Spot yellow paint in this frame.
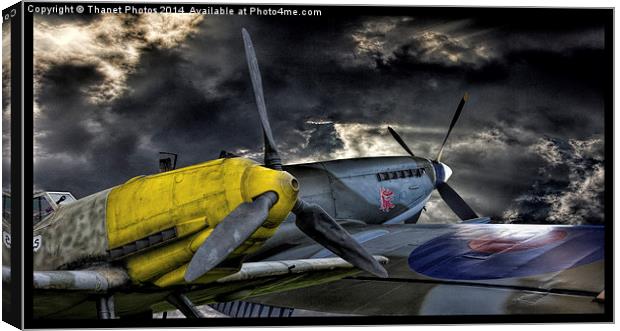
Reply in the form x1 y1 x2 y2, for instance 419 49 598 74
108 157 299 284
126 227 213 282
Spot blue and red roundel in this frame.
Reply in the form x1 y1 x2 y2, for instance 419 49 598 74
408 225 604 280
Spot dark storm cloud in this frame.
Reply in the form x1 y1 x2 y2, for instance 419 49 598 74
33 61 147 191
303 122 345 159
503 136 604 225
31 9 607 225
36 64 103 154
353 16 605 87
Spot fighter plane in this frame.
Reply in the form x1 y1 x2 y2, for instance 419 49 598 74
202 89 605 317
3 28 606 320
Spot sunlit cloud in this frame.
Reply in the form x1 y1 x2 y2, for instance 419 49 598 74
33 14 204 105
351 17 496 69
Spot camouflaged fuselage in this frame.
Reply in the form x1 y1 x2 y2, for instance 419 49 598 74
33 189 111 270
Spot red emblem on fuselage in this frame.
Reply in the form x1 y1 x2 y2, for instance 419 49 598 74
379 187 395 212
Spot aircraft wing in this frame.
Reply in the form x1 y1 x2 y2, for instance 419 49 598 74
9 256 386 318
243 222 605 316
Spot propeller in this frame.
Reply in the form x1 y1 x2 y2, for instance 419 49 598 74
242 28 282 170
388 126 415 157
292 200 388 278
387 93 478 221
185 192 278 282
436 183 478 220
436 92 468 163
184 29 388 282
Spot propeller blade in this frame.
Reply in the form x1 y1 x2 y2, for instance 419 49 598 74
436 182 478 221
242 28 282 170
387 126 415 157
184 192 278 282
292 200 388 278
404 210 422 224
436 92 469 162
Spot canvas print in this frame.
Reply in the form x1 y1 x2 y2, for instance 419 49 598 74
2 10 15 325
1 2 611 325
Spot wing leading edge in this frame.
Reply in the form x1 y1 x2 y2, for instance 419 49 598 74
20 256 387 318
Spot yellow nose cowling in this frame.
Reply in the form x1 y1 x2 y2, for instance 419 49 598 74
113 158 299 286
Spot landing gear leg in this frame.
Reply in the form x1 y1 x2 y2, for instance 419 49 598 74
166 293 203 319
96 295 116 319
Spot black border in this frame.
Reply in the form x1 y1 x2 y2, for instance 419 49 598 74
17 3 614 328
2 1 23 329
23 1 33 328
602 3 614 323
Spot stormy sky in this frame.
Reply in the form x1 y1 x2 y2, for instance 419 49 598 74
15 7 609 224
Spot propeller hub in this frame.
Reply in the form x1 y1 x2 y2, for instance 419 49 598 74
290 177 300 191
433 161 453 185
242 164 300 222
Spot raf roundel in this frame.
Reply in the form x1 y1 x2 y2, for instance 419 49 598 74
408 225 604 280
